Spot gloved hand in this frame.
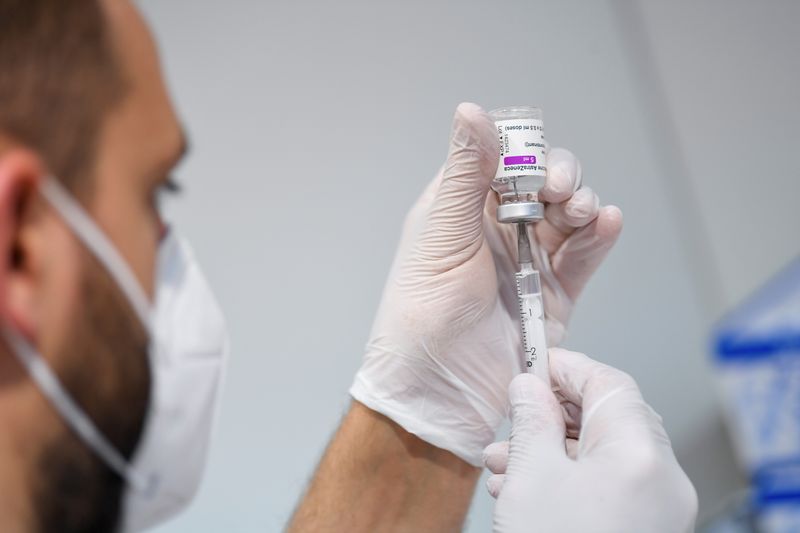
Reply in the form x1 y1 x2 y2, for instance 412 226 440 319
350 103 623 465
483 348 698 533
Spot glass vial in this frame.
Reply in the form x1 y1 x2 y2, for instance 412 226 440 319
489 106 547 205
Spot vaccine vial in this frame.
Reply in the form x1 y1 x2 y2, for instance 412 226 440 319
489 106 547 223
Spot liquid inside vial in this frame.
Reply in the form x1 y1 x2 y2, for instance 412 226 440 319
489 106 547 204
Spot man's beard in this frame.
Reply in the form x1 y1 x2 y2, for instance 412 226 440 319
32 249 152 533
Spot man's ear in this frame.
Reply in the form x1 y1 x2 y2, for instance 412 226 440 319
0 148 45 339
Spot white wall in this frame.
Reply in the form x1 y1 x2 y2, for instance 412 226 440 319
136 1 800 530
637 1 800 310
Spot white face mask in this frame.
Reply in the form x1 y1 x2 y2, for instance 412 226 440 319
122 230 229 531
2 177 228 530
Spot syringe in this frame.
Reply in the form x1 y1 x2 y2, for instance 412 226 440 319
515 222 549 382
487 105 551 381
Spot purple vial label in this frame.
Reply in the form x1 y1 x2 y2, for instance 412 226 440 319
504 155 537 165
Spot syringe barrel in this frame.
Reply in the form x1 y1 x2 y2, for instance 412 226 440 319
516 268 542 295
516 269 550 383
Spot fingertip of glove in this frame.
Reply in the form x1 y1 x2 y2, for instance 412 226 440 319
508 373 549 405
482 440 509 468
563 187 598 220
482 440 508 466
546 347 585 381
454 101 484 120
450 102 500 175
452 102 491 137
546 320 567 348
481 444 493 465
597 205 624 238
542 147 579 202
486 474 505 499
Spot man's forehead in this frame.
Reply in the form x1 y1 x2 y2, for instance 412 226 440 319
98 0 184 180
101 0 153 62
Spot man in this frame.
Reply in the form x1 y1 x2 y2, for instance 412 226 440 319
0 1 219 531
0 1 697 532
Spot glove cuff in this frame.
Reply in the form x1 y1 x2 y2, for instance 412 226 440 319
349 360 503 467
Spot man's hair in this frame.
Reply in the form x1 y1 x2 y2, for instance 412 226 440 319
0 0 127 187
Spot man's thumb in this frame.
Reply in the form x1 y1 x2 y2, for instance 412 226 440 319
416 103 499 261
507 374 566 467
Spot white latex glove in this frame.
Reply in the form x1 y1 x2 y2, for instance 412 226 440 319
483 348 698 533
350 103 623 465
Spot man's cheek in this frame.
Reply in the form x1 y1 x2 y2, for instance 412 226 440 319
91 183 160 299
39 216 85 359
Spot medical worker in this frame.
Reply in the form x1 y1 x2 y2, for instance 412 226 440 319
0 1 697 532
288 101 697 532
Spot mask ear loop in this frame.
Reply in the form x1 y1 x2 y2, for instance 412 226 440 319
0 177 159 495
39 178 153 336
2 325 156 494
